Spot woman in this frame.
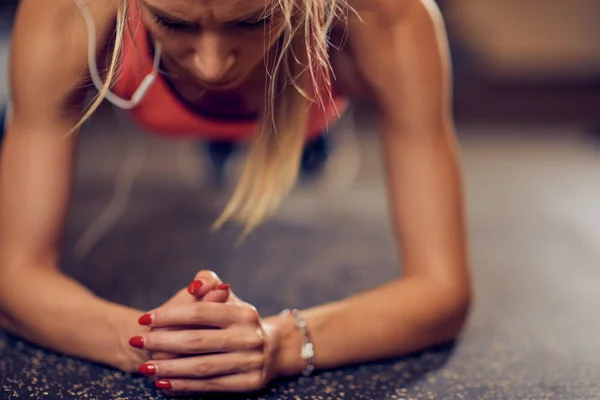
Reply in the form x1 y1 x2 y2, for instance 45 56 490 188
0 0 472 395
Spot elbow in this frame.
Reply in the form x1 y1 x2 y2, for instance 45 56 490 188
0 279 22 336
0 279 20 335
448 288 472 338
436 281 472 342
409 272 473 345
0 309 21 336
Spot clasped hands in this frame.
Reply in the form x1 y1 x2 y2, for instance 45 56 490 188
129 271 281 396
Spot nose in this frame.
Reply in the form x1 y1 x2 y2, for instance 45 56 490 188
193 30 235 83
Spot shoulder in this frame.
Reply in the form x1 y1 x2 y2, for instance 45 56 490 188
332 0 450 124
13 0 118 43
332 0 440 56
329 0 424 97
345 0 422 25
10 0 119 116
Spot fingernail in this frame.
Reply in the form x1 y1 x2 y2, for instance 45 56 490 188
155 380 172 390
138 313 152 326
138 363 156 375
187 280 204 295
214 283 230 291
128 336 145 349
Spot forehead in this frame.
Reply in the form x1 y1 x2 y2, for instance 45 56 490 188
144 0 273 20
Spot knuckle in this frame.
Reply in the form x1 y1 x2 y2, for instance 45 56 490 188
191 302 207 322
176 381 194 392
246 353 266 371
243 332 264 350
194 361 217 377
222 333 236 351
203 379 223 391
248 371 265 389
184 334 206 352
239 306 260 324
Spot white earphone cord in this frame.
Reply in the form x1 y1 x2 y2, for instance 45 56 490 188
73 0 154 259
75 0 161 109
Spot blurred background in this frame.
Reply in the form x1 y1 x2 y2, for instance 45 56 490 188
441 0 600 124
1 0 600 317
2 0 600 124
1 0 600 336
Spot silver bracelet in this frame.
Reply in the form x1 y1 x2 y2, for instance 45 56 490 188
280 308 315 376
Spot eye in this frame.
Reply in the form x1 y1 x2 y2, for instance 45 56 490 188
236 16 272 30
154 16 198 32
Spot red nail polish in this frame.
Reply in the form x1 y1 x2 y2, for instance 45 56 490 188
138 363 156 375
155 380 172 390
214 283 230 291
187 280 203 295
138 313 152 326
129 336 144 349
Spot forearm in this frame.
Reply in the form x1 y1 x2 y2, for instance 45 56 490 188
267 276 470 377
0 266 149 372
266 129 471 377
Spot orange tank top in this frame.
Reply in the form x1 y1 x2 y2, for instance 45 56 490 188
112 2 349 141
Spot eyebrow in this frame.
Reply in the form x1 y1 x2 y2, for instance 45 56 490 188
140 1 272 25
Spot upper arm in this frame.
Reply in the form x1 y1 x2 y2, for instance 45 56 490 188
0 0 115 271
344 0 469 288
345 0 452 132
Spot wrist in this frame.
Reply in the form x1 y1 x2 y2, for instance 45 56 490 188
104 305 151 373
264 313 306 379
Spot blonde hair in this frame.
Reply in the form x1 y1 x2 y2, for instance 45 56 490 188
76 0 349 236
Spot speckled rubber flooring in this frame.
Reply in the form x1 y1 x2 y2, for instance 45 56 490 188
2 105 600 399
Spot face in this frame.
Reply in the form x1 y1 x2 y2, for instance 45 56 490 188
138 0 285 91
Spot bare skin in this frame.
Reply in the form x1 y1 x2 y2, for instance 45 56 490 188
0 0 471 395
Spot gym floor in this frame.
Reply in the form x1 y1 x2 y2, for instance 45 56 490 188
2 4 600 399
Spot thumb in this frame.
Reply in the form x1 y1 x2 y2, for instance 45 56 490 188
201 283 231 303
186 270 224 298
